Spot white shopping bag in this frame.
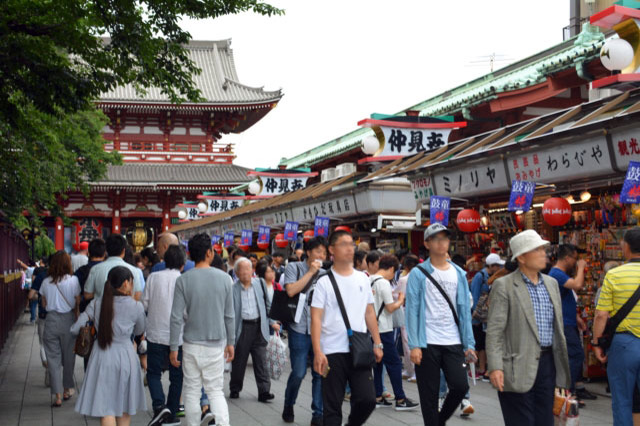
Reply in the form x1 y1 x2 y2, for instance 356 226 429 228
267 332 288 380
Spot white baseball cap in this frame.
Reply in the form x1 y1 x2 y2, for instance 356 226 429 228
424 223 451 240
509 230 550 261
485 253 505 266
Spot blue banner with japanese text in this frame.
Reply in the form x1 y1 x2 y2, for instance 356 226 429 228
429 196 450 226
314 216 330 237
621 161 640 203
284 221 299 241
508 180 536 212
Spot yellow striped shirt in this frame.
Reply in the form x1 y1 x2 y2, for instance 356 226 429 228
596 262 640 337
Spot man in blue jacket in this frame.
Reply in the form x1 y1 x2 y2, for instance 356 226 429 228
405 223 475 426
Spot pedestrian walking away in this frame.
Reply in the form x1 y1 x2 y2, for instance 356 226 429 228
39 250 81 407
405 223 476 426
72 266 147 425
311 230 384 426
486 230 571 426
593 227 640 426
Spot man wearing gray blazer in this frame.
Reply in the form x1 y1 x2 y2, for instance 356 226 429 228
229 257 275 403
486 230 571 426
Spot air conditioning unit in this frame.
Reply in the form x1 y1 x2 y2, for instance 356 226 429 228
335 162 356 178
321 167 337 182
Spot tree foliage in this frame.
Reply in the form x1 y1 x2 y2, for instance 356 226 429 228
0 0 283 222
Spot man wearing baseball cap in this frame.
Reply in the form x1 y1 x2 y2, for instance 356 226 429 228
470 253 505 381
405 223 475 425
486 230 570 426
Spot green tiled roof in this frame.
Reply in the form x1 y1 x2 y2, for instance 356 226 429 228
279 24 605 169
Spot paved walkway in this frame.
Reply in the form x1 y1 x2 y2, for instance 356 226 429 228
0 313 615 425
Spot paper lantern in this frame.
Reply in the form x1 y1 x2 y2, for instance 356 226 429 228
514 212 525 229
303 229 315 242
362 136 380 155
600 38 634 71
248 180 261 195
335 225 352 233
456 209 481 233
257 241 270 250
197 201 208 213
542 197 572 226
275 233 288 248
178 209 187 219
239 244 250 252
213 244 222 254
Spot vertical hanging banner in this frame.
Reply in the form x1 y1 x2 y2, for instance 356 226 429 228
429 196 451 226
621 161 640 203
508 180 536 212
240 229 253 247
284 221 299 241
247 169 318 197
314 216 330 237
357 115 466 160
258 226 271 245
211 235 221 245
224 232 235 247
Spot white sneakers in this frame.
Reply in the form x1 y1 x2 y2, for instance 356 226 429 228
460 399 474 417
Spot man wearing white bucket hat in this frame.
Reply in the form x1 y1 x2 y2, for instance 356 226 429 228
486 229 570 426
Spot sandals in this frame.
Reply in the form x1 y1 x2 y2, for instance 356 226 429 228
63 389 75 400
52 398 62 407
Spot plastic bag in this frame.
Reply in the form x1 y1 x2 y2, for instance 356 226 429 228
554 388 579 426
267 332 287 380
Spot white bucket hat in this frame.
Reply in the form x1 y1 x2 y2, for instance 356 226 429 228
509 230 550 261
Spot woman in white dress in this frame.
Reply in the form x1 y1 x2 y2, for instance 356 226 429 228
72 266 146 426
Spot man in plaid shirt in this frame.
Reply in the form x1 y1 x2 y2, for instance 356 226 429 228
486 230 570 426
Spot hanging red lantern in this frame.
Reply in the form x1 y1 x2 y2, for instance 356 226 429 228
303 230 315 242
456 209 481 233
334 225 351 233
257 241 270 250
213 244 222 255
542 197 572 226
514 212 525 230
239 244 250 252
275 233 288 248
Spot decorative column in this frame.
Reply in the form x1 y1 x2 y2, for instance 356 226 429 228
54 217 64 250
161 191 172 232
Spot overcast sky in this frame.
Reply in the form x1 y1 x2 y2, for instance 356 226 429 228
182 0 569 169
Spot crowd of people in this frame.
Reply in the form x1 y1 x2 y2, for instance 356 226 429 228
16 224 640 426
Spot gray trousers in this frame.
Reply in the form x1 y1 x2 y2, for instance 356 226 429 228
43 311 76 395
229 321 270 394
37 317 47 365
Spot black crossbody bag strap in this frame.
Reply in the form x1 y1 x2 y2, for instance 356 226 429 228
610 284 640 329
416 265 460 327
370 277 386 320
327 271 352 333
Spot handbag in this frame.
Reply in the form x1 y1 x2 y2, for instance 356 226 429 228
74 321 96 358
327 271 375 369
269 263 318 323
416 265 460 327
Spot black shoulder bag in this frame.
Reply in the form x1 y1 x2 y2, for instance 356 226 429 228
327 271 376 369
269 264 318 323
416 265 460 327
597 275 640 353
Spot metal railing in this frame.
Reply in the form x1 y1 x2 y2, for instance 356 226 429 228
0 215 29 351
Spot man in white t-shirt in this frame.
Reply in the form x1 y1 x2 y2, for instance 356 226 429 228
370 254 419 411
405 223 476 426
311 230 383 426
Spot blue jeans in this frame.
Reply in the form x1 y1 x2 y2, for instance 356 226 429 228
564 325 584 392
29 299 38 322
608 333 640 426
147 342 183 415
374 331 406 400
284 329 322 417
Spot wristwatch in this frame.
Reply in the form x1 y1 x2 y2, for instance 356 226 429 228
373 343 384 350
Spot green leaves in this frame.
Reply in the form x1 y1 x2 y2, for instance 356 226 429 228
0 0 282 224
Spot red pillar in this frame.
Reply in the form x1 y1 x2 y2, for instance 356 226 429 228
112 191 121 234
55 217 64 250
161 191 172 233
